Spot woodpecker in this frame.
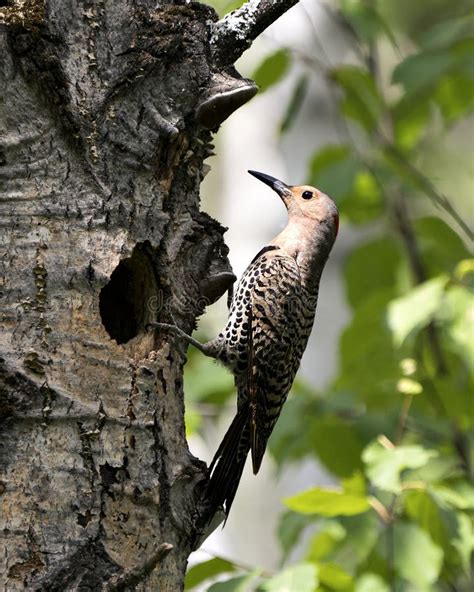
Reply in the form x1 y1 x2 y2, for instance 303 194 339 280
151 170 339 518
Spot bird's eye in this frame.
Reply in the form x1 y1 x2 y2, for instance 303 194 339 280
302 190 313 200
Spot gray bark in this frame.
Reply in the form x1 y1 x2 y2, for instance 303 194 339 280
0 0 298 589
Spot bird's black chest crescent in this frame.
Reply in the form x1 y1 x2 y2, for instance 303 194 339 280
249 244 280 265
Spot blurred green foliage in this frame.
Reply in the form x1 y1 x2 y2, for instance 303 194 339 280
188 0 474 590
205 0 246 17
253 49 291 91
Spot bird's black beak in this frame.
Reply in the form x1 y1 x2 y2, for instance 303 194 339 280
248 170 290 199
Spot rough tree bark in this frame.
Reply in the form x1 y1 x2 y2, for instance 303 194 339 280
0 0 299 590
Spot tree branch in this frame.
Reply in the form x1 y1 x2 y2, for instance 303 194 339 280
211 0 300 67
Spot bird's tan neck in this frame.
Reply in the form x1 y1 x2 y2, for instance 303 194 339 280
270 224 303 258
270 218 333 289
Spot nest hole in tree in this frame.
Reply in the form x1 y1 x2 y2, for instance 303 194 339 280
99 242 161 345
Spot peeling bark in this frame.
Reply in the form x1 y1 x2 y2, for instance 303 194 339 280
0 0 299 589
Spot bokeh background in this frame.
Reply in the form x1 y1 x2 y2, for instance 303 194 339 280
184 1 473 590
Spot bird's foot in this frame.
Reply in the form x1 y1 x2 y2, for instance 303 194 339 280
147 322 212 356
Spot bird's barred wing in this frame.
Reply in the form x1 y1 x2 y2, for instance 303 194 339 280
244 252 305 474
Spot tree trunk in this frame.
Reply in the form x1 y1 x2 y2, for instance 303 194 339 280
0 0 298 589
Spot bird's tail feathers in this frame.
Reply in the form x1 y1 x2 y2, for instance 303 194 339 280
206 407 249 519
250 420 266 475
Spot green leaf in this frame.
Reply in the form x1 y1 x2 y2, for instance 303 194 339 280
357 546 389 587
391 98 431 152
433 375 474 427
310 417 364 477
341 169 383 224
309 145 358 201
362 441 438 493
185 558 236 590
406 454 461 484
336 513 380 568
284 487 370 517
434 72 474 123
336 291 401 403
417 15 474 50
331 65 385 132
387 275 448 347
393 521 443 588
269 390 321 467
355 573 390 592
277 510 312 561
439 285 474 370
340 0 379 43
280 75 309 134
455 258 474 284
452 512 474 573
392 38 474 121
340 0 396 45
308 146 383 223
253 49 290 92
404 490 447 548
306 520 347 562
342 471 367 496
414 217 470 277
207 571 260 592
260 563 318 592
393 50 456 95
431 482 474 510
344 238 402 309
318 562 353 591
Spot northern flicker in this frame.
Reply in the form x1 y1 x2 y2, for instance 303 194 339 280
151 170 339 518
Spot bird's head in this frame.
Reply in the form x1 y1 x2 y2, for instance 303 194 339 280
248 170 339 240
